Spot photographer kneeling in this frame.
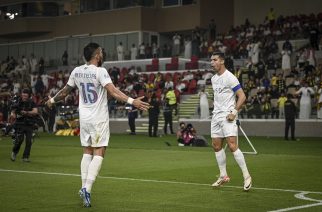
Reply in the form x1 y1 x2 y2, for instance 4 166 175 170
10 89 38 162
177 123 196 146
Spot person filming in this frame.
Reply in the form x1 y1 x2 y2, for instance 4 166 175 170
10 88 38 162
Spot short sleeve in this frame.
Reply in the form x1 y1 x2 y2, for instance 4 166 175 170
67 68 76 88
98 67 112 87
228 73 242 92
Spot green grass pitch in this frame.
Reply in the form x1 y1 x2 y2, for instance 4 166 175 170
1 133 322 211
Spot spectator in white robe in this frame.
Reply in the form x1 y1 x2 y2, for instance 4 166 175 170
184 38 192 59
117 42 125 61
130 44 138 60
41 74 54 90
295 82 315 119
29 54 38 73
281 50 291 78
251 41 260 65
306 48 316 67
198 87 210 119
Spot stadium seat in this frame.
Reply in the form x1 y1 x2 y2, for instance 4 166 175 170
187 79 197 94
185 56 199 69
174 89 181 103
166 57 179 70
165 72 172 81
146 58 159 72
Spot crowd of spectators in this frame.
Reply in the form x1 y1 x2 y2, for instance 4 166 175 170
176 11 322 60
1 12 322 132
112 11 320 62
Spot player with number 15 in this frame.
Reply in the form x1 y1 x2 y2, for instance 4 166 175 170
46 43 150 207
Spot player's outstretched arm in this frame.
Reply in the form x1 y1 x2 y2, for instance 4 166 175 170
104 83 150 111
46 84 74 108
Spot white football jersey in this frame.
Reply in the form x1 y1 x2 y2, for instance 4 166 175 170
211 69 241 115
67 64 112 123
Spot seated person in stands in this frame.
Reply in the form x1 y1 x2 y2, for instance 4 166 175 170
182 71 194 81
176 79 187 93
202 70 214 84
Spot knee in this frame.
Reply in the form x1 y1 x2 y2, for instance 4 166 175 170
212 141 222 152
228 143 238 152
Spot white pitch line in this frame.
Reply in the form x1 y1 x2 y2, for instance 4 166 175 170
1 168 322 195
1 168 322 211
268 202 322 212
268 192 322 212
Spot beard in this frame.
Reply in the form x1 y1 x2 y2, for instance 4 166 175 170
97 58 103 67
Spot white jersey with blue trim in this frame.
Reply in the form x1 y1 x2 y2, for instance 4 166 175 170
67 64 112 122
211 69 241 115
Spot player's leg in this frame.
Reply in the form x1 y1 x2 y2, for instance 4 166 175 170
212 137 226 177
84 146 105 193
80 123 93 191
79 123 94 207
224 120 252 191
81 122 109 207
81 147 93 190
211 137 231 187
80 146 105 208
226 136 252 191
211 118 229 187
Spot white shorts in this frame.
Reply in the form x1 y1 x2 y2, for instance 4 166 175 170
80 121 110 147
211 113 238 138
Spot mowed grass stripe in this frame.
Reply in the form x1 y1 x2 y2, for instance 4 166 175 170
1 134 322 211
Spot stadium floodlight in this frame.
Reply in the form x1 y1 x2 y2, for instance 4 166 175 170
224 120 258 155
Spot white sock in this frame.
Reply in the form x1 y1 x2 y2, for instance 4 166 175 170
233 149 250 179
85 155 104 193
81 154 93 188
215 149 227 177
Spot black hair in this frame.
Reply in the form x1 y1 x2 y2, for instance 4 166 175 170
22 88 31 96
83 42 100 62
212 51 225 60
179 122 185 126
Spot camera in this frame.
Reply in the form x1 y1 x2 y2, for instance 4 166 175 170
10 95 22 114
9 94 35 125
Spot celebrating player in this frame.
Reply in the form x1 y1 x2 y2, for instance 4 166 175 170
46 43 150 207
210 52 252 191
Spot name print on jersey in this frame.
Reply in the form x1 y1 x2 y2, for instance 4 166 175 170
75 73 97 79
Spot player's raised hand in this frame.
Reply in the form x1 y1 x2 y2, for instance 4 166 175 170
133 96 150 111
